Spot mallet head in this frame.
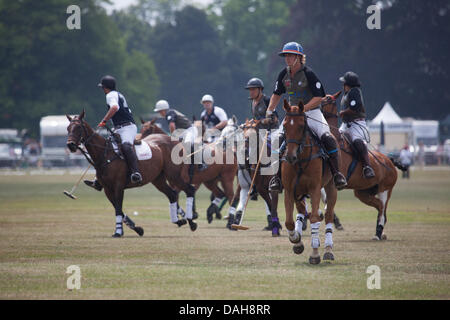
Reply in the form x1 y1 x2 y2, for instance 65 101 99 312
231 224 249 230
63 190 77 200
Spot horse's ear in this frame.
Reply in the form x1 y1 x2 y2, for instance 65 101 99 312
79 109 85 120
192 115 197 121
66 114 72 122
140 116 145 124
333 91 342 99
232 115 237 124
283 99 290 112
298 101 304 113
150 118 156 124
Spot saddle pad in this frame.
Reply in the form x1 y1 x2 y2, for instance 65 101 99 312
135 141 152 160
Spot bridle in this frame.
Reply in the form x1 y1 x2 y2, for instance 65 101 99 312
320 97 338 119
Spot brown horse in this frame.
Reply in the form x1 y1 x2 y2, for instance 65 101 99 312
138 118 238 224
321 92 403 240
233 119 282 236
66 110 197 237
282 100 338 264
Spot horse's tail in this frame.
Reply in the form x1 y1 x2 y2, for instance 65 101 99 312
389 157 407 172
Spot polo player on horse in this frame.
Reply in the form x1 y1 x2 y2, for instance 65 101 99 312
266 42 348 191
84 75 142 193
338 71 375 179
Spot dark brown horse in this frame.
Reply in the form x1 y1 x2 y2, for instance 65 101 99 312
66 110 197 237
282 100 338 264
321 92 403 241
138 119 238 224
235 119 282 236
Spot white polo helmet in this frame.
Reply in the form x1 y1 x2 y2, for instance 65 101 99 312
201 94 214 104
154 99 169 112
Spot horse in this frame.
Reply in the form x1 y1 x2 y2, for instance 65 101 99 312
66 110 197 237
320 91 403 240
282 100 339 264
138 118 238 224
228 118 282 236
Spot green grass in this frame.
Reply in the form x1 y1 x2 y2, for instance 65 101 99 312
0 169 449 299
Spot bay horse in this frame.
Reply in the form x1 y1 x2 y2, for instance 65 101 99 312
138 118 238 224
282 100 338 264
66 110 197 237
320 91 403 241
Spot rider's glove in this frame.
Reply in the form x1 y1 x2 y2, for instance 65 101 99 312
97 120 106 128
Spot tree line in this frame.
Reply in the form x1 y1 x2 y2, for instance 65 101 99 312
0 0 448 136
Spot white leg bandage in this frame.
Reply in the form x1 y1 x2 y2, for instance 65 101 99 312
295 213 305 236
186 197 194 220
311 221 321 249
169 202 178 223
325 223 333 248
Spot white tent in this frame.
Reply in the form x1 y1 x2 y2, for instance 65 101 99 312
371 102 403 124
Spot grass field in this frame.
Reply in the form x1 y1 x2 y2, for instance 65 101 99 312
0 168 449 299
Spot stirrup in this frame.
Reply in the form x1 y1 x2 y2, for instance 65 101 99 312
363 166 375 178
131 172 142 183
84 179 102 191
268 176 282 193
333 173 347 190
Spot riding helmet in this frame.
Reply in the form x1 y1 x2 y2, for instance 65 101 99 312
245 78 264 90
339 71 361 87
278 42 304 56
97 75 116 90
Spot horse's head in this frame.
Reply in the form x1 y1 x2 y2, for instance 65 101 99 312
242 118 260 141
321 91 341 119
283 99 307 164
139 118 158 139
66 109 91 153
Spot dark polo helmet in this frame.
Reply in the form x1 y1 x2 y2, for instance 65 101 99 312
245 77 264 90
339 71 361 87
97 75 116 90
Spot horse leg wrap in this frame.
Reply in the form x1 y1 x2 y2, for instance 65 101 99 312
311 222 321 248
115 214 123 235
325 223 333 248
186 197 194 220
295 213 305 236
169 202 178 223
123 214 136 229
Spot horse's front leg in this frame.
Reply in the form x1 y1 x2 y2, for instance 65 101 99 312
269 189 282 237
322 181 337 261
309 186 322 264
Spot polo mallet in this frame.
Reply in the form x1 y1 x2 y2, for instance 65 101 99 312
63 164 92 199
232 130 269 230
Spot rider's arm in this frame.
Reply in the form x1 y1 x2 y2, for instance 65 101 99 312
339 108 357 118
169 122 176 133
267 69 287 116
102 105 119 123
339 88 361 118
214 107 228 130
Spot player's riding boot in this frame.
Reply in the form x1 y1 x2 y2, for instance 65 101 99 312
84 179 103 191
263 215 273 231
122 142 142 183
250 185 258 201
234 211 242 225
353 139 375 179
321 133 347 190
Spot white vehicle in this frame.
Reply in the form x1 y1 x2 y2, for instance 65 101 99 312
0 129 22 167
40 115 85 167
410 120 439 164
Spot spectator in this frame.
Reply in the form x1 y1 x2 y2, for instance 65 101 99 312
399 145 413 179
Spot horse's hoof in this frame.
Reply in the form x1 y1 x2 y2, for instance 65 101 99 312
134 226 144 236
215 212 222 220
288 231 301 244
323 252 334 261
372 235 380 241
192 212 198 220
336 225 344 231
272 228 280 237
206 205 216 224
381 234 387 240
112 233 123 238
175 219 187 228
292 242 304 255
188 220 197 232
319 212 324 221
309 255 321 265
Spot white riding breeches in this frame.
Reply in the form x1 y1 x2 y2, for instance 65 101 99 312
305 108 330 139
115 124 137 144
339 120 369 142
